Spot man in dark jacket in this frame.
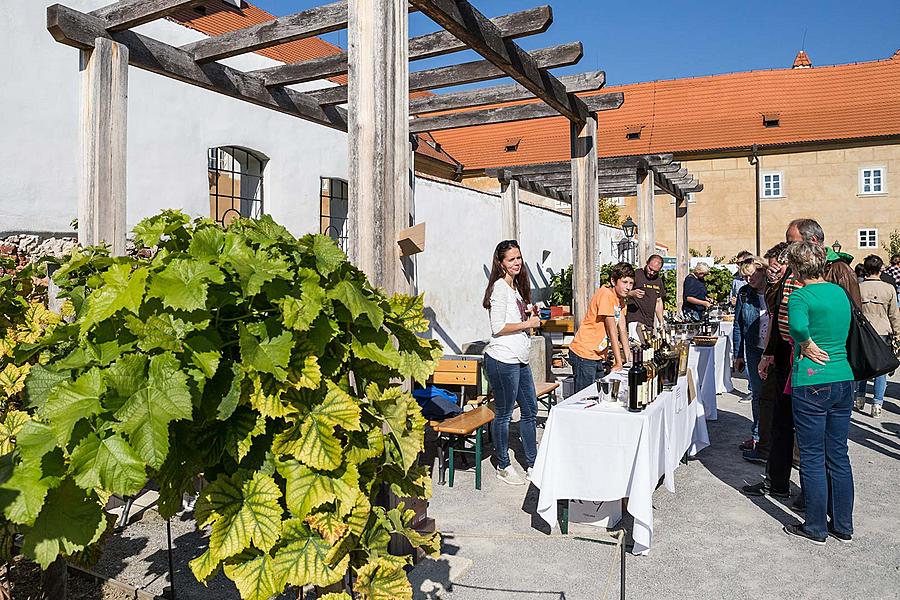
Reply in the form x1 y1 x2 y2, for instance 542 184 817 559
742 219 860 507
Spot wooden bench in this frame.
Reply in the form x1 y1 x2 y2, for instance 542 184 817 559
536 380 560 414
430 405 495 490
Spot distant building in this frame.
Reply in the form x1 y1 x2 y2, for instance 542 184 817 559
431 50 900 260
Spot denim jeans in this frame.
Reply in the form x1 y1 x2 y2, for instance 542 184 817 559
857 375 888 406
568 350 608 395
484 354 538 470
745 346 764 440
792 381 855 539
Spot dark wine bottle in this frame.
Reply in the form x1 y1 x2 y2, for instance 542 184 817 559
628 348 643 412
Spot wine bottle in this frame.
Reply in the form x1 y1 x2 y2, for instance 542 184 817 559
645 348 656 404
628 348 643 412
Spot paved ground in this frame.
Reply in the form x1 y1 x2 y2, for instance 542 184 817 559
421 374 900 600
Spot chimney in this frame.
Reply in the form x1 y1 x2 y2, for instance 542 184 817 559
792 50 812 69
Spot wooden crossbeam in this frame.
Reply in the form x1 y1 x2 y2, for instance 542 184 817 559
598 154 674 169
409 93 622 133
309 43 583 106
410 71 604 115
409 0 589 122
47 4 348 130
90 0 202 31
252 6 552 86
183 1 348 63
487 162 569 178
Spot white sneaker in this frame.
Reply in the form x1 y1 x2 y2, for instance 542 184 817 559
854 395 866 411
871 404 882 418
496 466 526 486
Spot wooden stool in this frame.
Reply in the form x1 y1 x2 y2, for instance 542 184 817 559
431 406 495 490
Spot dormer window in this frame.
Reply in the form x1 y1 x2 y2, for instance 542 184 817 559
504 137 521 153
625 125 644 140
762 113 780 128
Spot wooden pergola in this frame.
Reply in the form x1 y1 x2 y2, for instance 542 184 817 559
47 0 624 321
488 154 703 309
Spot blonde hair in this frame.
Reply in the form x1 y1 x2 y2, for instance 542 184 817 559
739 257 766 277
693 262 711 275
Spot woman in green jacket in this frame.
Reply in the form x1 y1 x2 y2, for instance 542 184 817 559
784 241 854 545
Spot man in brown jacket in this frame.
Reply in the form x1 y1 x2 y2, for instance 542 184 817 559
742 219 861 508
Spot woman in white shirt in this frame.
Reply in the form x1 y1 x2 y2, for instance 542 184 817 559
482 240 541 485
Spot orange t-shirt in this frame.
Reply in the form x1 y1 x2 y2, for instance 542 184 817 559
569 286 627 360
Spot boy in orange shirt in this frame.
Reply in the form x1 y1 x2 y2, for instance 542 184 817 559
568 263 635 393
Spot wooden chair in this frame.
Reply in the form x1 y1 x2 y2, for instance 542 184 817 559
427 358 486 406
430 406 494 490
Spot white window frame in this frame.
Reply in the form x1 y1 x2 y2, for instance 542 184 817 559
607 196 625 206
858 228 878 249
859 166 886 195
760 171 784 199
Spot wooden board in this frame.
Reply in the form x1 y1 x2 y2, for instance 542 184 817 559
397 222 426 257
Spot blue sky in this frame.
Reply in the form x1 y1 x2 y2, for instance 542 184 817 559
249 0 900 85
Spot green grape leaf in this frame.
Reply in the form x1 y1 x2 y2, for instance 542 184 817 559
224 240 292 297
185 335 221 379
371 385 425 471
114 353 192 469
236 415 267 462
0 461 51 525
280 270 326 332
103 353 148 406
40 368 105 448
345 427 386 465
305 512 348 544
381 505 441 556
124 313 203 353
69 433 146 497
217 364 244 421
21 479 106 569
311 235 346 277
289 355 322 390
355 557 413 600
328 281 384 329
396 348 441 386
23 365 69 411
224 553 281 600
189 548 220 583
147 258 225 311
319 594 352 600
248 374 295 419
80 264 149 334
316 383 362 431
388 294 431 333
273 519 349 589
188 226 226 261
276 460 359 520
196 472 282 563
346 491 371 536
14 421 57 462
239 324 292 381
133 210 190 248
294 418 342 471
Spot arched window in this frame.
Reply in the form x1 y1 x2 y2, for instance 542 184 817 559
208 146 266 225
320 177 349 252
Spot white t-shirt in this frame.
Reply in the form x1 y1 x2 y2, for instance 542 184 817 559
485 279 531 364
756 293 770 350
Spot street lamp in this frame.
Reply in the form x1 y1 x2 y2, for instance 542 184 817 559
622 216 637 240
832 240 842 254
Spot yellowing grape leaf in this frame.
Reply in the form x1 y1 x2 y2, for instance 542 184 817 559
276 459 359 520
273 519 348 589
0 363 31 398
355 557 413 600
305 512 347 544
224 553 281 600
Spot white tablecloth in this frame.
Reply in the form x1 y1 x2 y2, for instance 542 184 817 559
687 346 718 421
532 378 709 555
717 322 735 394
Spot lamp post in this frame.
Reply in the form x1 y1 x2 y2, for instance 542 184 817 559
748 144 761 255
832 240 842 254
621 216 637 263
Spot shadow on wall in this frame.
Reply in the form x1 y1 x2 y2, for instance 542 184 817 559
424 306 462 355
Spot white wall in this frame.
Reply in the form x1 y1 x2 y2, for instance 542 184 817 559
0 0 347 236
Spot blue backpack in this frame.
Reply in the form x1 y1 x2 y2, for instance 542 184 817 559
412 386 463 421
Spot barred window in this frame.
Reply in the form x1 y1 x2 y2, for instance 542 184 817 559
208 146 265 226
320 177 349 253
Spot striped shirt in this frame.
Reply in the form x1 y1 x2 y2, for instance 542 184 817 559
777 275 802 341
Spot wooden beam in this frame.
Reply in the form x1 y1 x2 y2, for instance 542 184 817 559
79 37 127 256
348 0 409 293
47 4 348 130
253 6 553 86
637 170 655 263
409 71 604 115
570 115 598 327
310 43 584 106
183 1 348 63
675 198 689 315
599 154 674 169
90 0 201 31
408 93 622 133
488 162 570 178
500 179 520 240
409 0 589 122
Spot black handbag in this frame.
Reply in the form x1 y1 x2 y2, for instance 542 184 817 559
844 289 899 380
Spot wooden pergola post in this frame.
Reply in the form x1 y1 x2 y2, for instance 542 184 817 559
637 168 655 263
500 178 520 241
675 197 689 313
79 37 128 256
347 0 409 293
570 115 598 327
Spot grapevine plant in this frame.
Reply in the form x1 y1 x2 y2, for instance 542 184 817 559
0 211 442 600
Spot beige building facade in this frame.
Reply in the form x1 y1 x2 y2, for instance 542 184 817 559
615 141 900 261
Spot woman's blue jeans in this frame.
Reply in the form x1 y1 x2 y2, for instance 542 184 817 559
745 346 764 440
792 381 855 539
484 354 538 470
856 375 887 406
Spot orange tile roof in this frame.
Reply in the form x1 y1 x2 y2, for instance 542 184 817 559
792 50 813 68
429 53 900 170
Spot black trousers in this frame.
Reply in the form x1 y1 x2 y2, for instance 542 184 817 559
765 339 795 493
